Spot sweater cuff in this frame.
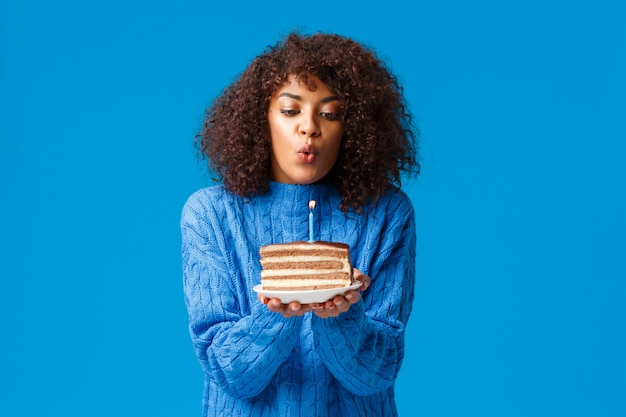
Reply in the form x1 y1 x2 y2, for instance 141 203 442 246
250 301 304 339
313 300 367 352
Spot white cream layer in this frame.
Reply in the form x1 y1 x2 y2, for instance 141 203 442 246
261 279 352 288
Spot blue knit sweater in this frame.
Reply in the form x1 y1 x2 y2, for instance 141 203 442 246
181 181 416 416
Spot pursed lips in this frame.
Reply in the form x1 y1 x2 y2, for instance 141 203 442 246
297 145 318 163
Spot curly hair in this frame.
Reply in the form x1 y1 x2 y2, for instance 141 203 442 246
196 32 420 213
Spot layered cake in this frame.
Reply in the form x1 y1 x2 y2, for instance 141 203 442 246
260 241 354 291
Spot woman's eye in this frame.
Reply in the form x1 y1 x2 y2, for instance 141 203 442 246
321 112 341 120
280 109 300 116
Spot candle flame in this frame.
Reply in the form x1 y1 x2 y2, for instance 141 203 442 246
309 200 316 210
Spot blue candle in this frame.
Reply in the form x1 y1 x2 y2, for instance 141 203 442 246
308 200 316 242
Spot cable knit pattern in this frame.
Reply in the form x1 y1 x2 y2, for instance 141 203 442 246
181 181 416 417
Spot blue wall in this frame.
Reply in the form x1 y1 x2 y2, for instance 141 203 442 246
1 1 624 415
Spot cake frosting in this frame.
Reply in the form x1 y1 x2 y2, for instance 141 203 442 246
260 241 354 291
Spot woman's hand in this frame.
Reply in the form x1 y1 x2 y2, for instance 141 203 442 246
258 296 313 318
257 268 371 319
310 268 370 318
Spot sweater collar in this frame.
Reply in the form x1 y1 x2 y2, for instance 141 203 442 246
267 181 333 199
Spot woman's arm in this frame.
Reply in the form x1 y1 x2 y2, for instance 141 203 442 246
181 193 302 399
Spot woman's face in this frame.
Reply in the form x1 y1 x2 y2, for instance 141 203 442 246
267 74 344 185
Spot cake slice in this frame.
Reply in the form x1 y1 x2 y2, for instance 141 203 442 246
260 241 354 291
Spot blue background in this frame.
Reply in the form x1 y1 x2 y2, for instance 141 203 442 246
1 1 625 416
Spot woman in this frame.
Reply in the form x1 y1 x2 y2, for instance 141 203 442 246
181 32 420 416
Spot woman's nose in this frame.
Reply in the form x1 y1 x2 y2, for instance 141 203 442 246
299 113 320 137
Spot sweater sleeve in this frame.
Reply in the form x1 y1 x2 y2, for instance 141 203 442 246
181 192 302 399
311 194 416 395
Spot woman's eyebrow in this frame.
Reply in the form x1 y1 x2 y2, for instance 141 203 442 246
277 92 301 100
277 92 340 103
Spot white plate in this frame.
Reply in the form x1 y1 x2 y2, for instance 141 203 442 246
253 281 362 304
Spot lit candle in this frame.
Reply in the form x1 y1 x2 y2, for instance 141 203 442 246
308 200 316 242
